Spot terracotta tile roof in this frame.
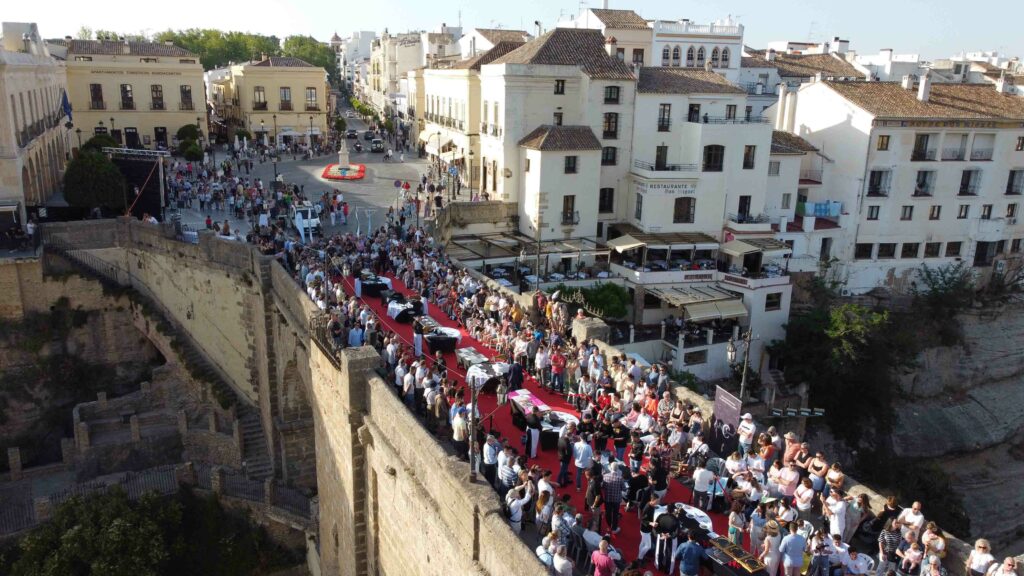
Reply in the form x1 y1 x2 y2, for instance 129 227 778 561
771 131 818 154
475 28 530 44
741 55 772 68
823 81 1024 120
427 33 455 44
742 50 863 79
490 28 635 80
638 67 744 94
518 125 602 151
251 56 317 68
65 39 197 58
589 8 650 30
452 41 526 70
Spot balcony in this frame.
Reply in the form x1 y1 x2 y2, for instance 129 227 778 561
1007 183 1023 196
149 101 165 111
609 262 718 285
721 272 791 289
726 212 773 233
686 115 769 124
942 148 965 161
490 125 501 137
741 82 769 95
279 102 293 111
603 130 618 139
970 148 994 161
560 211 580 226
657 121 671 132
799 170 822 184
911 148 937 161
633 159 698 172
89 100 106 110
253 102 268 111
480 122 488 133
958 184 980 196
306 104 321 111
912 187 933 197
120 100 135 110
866 185 890 197
179 101 194 111
604 96 620 104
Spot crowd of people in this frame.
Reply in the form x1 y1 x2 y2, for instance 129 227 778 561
217 159 1017 576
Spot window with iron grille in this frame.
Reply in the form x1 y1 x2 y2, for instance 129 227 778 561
673 197 695 223
657 104 671 131
601 147 617 166
599 188 614 213
564 156 577 174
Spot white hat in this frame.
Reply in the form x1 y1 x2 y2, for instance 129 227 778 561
742 413 753 420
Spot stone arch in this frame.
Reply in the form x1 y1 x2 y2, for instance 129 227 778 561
721 47 731 68
696 47 705 67
686 46 695 67
661 46 670 66
711 47 720 68
672 46 681 66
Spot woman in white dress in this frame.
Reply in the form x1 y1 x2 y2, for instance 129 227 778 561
749 503 768 557
759 520 783 576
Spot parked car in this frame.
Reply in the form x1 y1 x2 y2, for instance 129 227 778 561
370 139 385 152
346 129 358 139
363 130 374 141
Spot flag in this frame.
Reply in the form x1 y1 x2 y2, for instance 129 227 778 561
61 90 73 122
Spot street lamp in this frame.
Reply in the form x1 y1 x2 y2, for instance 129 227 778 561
272 114 278 151
467 148 475 201
727 328 758 401
272 156 278 179
433 131 441 179
110 117 116 143
75 128 82 150
309 115 314 149
260 119 265 147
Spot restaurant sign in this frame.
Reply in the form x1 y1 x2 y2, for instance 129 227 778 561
635 181 697 195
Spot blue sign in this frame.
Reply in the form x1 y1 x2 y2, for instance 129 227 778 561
393 180 402 188
448 166 457 176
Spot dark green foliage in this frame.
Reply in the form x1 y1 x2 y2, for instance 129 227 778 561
912 263 975 344
182 141 204 162
81 134 118 152
282 35 340 86
333 117 346 132
152 29 282 71
176 124 199 142
63 150 127 210
233 128 252 141
553 282 630 319
2 487 302 576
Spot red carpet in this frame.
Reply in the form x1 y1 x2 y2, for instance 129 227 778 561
338 273 741 573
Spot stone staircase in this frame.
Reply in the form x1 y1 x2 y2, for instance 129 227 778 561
238 404 273 480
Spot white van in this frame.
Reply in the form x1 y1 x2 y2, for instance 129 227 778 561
290 201 322 241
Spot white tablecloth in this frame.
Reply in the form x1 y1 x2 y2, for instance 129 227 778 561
544 411 578 434
466 362 510 390
434 326 462 343
354 276 392 297
387 301 413 319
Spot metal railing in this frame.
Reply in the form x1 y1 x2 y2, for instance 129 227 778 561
278 102 293 111
686 115 769 124
560 210 580 225
800 170 823 182
911 148 937 161
310 313 341 368
912 187 933 197
958 183 980 196
305 105 321 111
253 102 268 111
603 130 618 139
1006 182 1023 195
942 148 965 161
490 125 501 137
867 184 890 196
89 100 106 110
657 121 671 132
120 100 136 110
179 101 194 111
633 159 698 172
970 148 993 161
150 101 165 110
728 212 770 224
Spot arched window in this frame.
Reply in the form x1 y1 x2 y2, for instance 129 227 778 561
662 46 670 66
672 46 681 66
686 47 695 67
721 47 731 68
711 47 720 68
696 47 705 67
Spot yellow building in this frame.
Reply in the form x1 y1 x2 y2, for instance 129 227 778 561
0 22 69 224
61 39 204 150
208 56 329 148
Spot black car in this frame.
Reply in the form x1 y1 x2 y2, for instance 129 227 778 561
363 130 374 141
346 129 358 139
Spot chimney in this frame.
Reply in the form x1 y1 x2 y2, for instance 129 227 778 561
880 48 893 61
779 216 788 233
470 36 476 56
901 74 914 90
605 36 617 58
775 83 789 129
995 71 1010 94
814 71 825 83
917 70 931 102
766 48 776 62
602 0 609 8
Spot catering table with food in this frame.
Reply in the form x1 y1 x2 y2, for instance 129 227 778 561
416 316 462 353
455 347 489 369
354 272 392 297
539 410 579 449
466 362 510 392
387 298 426 322
508 389 552 429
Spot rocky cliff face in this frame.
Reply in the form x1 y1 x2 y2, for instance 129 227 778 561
892 302 1024 556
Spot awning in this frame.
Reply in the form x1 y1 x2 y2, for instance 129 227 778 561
715 299 749 320
695 242 719 250
606 234 644 252
418 131 433 142
721 240 759 257
684 302 721 322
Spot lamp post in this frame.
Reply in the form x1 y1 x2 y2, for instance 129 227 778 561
272 156 278 179
433 131 441 179
469 384 479 482
309 115 314 150
467 148 475 201
727 328 757 401
272 114 278 152
260 119 265 148
110 117 116 144
75 128 82 150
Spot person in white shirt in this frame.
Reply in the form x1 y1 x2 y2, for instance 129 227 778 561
692 463 716 510
896 502 925 537
572 435 594 491
843 547 871 575
551 545 574 576
506 482 534 533
738 413 757 454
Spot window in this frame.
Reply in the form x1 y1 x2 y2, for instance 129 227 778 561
929 205 941 220
604 86 620 104
602 112 619 139
1008 203 1018 218
711 47 721 67
867 205 880 220
782 193 792 209
876 135 890 151
900 205 914 221
599 188 614 213
150 84 164 110
696 47 705 66
601 146 617 166
280 86 292 103
179 85 193 110
901 243 920 258
657 104 671 131
615 47 625 61
958 204 970 219
673 197 696 223
305 87 318 110
554 79 565 94
768 161 781 176
564 156 577 174
662 46 671 66
959 169 981 195
253 86 266 110
914 171 935 196
868 169 891 195
878 243 897 258
702 145 724 172
765 292 782 311
855 244 873 259
553 112 563 126
981 204 993 219
1006 170 1023 195
1013 239 1022 253
743 145 756 169
685 46 695 67
726 105 737 120
672 46 681 66
120 83 134 110
632 49 644 66
562 195 577 224
1017 136 1024 151
89 84 104 109
745 106 752 121
721 47 731 66
635 193 643 220
524 158 530 172
925 242 941 258
945 242 962 257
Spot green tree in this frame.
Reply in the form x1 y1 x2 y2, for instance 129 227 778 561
81 133 118 152
234 128 252 141
282 35 339 86
63 150 127 210
181 141 203 162
912 262 975 344
176 124 199 142
334 117 346 132
151 29 282 70
76 26 93 40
